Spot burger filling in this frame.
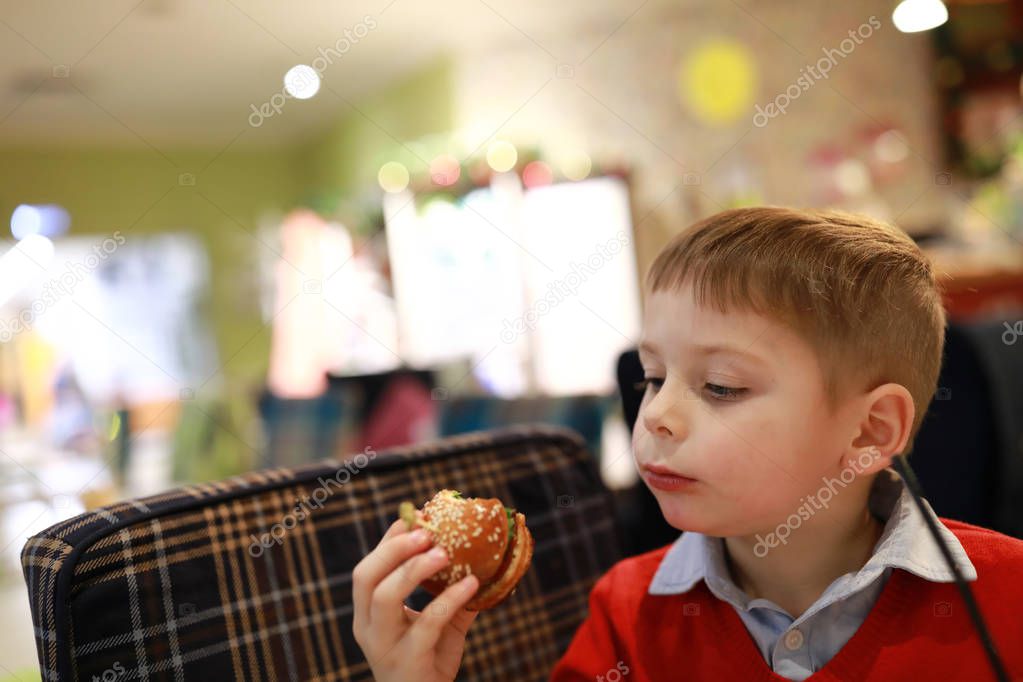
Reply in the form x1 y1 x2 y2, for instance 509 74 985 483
490 508 519 582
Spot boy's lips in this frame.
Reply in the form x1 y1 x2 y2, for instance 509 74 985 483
642 463 698 492
642 463 694 479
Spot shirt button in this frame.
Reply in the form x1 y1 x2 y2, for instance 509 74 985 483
783 629 805 651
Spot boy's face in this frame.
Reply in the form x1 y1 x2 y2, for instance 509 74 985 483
633 283 857 538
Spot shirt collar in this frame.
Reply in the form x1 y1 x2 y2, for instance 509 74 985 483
648 467 977 597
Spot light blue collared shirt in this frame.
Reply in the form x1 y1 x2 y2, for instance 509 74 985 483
647 468 977 680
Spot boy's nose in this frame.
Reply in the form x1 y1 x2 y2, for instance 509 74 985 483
642 398 688 440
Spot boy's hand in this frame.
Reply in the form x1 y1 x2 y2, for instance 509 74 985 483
352 518 481 682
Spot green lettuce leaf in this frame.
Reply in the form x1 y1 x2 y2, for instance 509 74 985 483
504 506 515 541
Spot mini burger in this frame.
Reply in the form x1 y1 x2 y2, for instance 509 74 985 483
399 489 534 611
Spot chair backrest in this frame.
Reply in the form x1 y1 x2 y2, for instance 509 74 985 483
909 321 999 529
22 424 622 682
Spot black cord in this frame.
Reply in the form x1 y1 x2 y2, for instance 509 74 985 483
890 454 1009 682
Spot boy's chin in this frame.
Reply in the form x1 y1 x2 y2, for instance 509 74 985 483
653 498 723 535
652 495 761 538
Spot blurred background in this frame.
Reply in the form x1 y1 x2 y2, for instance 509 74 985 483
3 0 1023 679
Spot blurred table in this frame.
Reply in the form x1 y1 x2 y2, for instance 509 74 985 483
924 243 1023 320
938 268 1023 321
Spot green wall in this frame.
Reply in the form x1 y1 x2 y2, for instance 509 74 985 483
0 145 304 476
0 145 303 383
0 59 455 478
300 57 455 217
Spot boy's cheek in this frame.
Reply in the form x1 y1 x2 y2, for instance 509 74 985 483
631 428 650 457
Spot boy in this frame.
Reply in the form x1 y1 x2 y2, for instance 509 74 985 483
352 207 1023 681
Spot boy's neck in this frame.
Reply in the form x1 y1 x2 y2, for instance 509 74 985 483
722 499 885 619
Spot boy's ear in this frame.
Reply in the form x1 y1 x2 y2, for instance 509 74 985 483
845 382 915 475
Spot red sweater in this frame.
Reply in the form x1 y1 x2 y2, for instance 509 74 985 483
551 519 1023 681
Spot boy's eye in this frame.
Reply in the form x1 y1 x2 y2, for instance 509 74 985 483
634 378 746 402
705 383 746 401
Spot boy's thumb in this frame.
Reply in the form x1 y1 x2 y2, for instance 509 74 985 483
449 607 480 634
403 603 479 631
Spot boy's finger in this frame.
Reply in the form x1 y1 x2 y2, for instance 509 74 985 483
353 528 433 627
399 601 479 675
382 517 409 541
370 544 450 635
407 574 480 654
435 608 480 665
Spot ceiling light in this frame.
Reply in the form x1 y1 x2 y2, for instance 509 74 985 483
892 0 948 33
284 65 320 99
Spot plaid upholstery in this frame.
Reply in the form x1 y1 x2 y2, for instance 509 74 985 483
22 424 623 681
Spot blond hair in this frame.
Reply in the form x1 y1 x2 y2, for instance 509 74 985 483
646 206 947 453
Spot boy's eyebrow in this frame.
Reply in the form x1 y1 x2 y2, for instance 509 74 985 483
638 340 768 366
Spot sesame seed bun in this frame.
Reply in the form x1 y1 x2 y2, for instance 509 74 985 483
401 489 534 611
462 511 534 611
